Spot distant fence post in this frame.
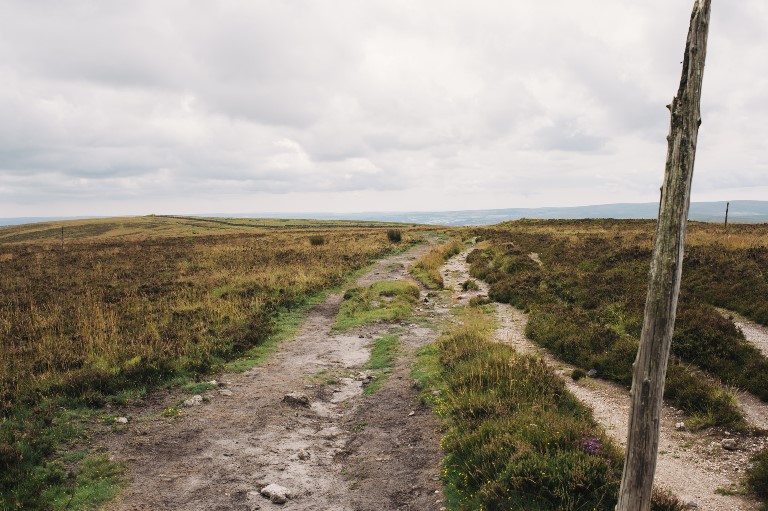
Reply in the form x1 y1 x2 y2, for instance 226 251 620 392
724 201 729 232
616 1 712 510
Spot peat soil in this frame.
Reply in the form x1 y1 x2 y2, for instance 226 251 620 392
441 245 766 511
103 244 448 511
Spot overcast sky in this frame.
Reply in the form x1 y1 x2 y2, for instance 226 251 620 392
0 1 766 217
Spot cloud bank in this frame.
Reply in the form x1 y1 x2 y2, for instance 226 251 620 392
1 0 766 216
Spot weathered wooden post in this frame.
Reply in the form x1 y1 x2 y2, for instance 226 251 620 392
616 1 712 510
724 201 730 232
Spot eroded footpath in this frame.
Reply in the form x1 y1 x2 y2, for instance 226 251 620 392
105 244 447 511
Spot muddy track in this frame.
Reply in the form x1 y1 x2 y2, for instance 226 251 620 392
441 246 766 510
104 244 447 511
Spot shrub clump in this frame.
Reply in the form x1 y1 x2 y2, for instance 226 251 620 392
386 229 402 243
571 368 587 381
308 234 326 246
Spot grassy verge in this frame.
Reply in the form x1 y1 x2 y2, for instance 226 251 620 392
409 240 463 289
362 334 400 395
226 289 335 373
335 281 420 331
468 226 759 429
413 310 683 511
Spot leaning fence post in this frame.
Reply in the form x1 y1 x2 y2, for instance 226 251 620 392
616 1 712 509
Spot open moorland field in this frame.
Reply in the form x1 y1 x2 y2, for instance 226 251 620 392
2 216 768 510
468 219 768 507
0 216 442 510
470 219 768 427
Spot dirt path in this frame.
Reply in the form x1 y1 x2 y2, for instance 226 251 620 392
104 244 447 511
722 309 768 358
441 246 765 511
717 309 768 432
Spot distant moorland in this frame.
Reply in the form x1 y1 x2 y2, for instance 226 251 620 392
2 200 767 228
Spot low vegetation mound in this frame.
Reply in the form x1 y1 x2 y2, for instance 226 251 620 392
415 311 683 511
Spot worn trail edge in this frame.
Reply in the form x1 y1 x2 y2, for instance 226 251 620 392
105 244 445 511
441 246 765 511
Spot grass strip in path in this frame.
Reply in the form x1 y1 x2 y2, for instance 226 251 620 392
335 281 420 331
361 334 400 395
409 240 463 289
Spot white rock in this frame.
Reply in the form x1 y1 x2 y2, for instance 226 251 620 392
183 395 203 407
675 422 685 430
260 483 291 504
116 417 128 424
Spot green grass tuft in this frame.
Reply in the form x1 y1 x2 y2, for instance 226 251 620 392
366 335 400 370
361 334 401 395
42 455 124 510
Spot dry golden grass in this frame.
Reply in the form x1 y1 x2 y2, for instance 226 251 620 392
490 218 768 250
409 239 463 289
0 217 437 411
0 216 452 509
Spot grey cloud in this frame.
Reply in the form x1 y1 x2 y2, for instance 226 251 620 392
0 0 766 216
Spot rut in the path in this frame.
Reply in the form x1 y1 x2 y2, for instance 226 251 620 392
440 246 766 511
104 245 445 511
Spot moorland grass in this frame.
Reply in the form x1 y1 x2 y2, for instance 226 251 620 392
413 310 684 511
468 221 768 429
0 219 433 510
335 281 420 331
409 239 463 289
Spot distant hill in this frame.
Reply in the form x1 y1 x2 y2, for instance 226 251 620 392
2 200 766 227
